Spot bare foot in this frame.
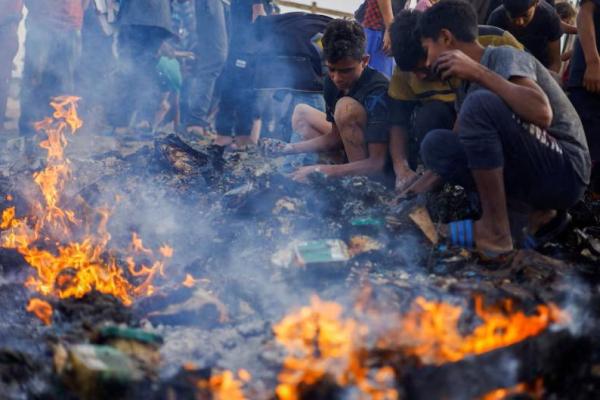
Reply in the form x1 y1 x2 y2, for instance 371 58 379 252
234 135 257 147
473 218 513 255
213 135 233 147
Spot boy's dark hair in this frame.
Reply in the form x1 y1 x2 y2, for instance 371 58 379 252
502 0 536 17
419 0 478 43
390 10 426 71
322 19 366 63
555 1 577 21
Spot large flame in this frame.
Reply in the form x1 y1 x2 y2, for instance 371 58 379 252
0 96 172 307
383 296 562 365
274 296 398 400
274 295 563 399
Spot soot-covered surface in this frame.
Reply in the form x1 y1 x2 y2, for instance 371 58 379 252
0 130 599 399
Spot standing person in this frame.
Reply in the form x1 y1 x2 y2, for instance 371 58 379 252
487 0 563 73
568 0 600 194
184 0 228 138
19 0 84 136
360 0 397 78
0 0 22 130
212 0 267 147
107 0 173 136
417 0 590 258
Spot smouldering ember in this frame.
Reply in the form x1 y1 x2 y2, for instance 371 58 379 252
196 370 251 400
26 297 53 325
0 96 172 308
479 379 544 400
274 295 565 399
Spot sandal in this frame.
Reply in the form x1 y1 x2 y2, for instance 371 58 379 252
447 219 475 249
522 210 571 250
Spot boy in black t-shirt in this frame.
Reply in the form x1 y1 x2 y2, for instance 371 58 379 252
280 19 390 182
487 0 562 72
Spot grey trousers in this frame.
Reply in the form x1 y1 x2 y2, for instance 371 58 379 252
184 0 228 128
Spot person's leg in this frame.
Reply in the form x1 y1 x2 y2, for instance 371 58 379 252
0 22 19 129
186 0 228 133
333 96 368 162
569 88 600 193
291 104 331 141
213 61 236 146
409 100 456 168
457 90 584 251
19 22 51 136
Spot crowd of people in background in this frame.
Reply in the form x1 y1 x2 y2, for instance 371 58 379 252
0 0 598 261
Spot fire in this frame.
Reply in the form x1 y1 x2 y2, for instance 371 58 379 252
387 296 561 365
274 296 398 400
480 379 544 400
26 297 53 325
182 273 197 288
274 295 563 399
197 370 248 400
0 96 173 308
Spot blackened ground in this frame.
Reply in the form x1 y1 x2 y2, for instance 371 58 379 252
0 130 599 399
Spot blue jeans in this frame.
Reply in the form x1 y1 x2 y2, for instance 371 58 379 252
421 90 585 210
184 0 228 128
364 27 394 79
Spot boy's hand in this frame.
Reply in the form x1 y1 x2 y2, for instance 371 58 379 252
583 62 600 93
395 168 419 193
290 165 325 183
433 50 484 82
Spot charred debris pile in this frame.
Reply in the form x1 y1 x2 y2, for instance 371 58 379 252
0 104 600 399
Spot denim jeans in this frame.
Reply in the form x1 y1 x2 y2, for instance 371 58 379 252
183 0 228 128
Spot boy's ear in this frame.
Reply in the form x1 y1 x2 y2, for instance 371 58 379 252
440 28 454 46
362 54 370 66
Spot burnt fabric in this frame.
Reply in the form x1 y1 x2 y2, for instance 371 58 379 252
324 67 390 143
421 90 585 210
487 0 561 68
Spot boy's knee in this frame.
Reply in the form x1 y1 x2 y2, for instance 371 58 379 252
461 90 505 118
291 104 314 132
420 129 460 173
334 96 366 130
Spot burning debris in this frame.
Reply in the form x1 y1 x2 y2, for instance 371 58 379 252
0 97 599 400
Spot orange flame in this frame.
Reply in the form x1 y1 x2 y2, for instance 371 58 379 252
274 296 398 400
0 96 173 307
385 296 562 365
182 273 197 288
26 298 53 325
480 379 544 400
274 295 563 400
197 370 248 400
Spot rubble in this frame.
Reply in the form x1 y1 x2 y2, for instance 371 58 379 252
0 124 599 399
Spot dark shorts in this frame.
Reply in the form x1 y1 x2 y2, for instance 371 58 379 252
421 90 585 210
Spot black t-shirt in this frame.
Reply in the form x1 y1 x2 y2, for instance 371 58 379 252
324 67 390 143
253 12 331 91
568 0 600 87
230 0 268 51
487 0 561 67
